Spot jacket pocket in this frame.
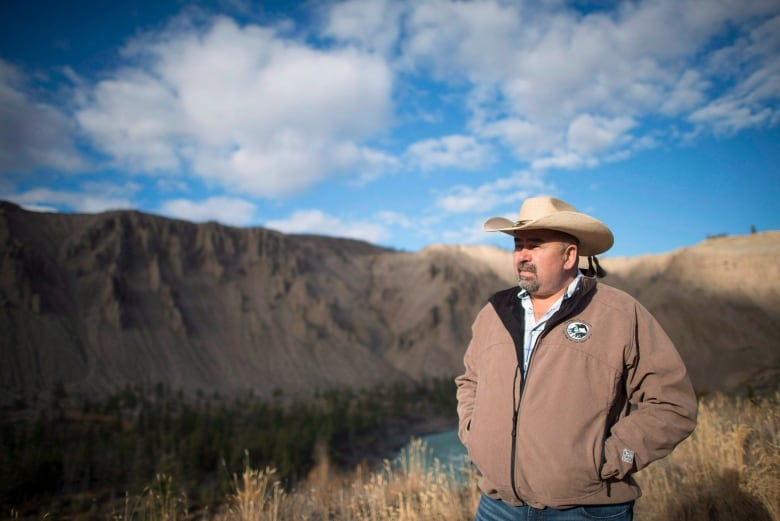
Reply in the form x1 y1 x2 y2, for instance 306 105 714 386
464 351 516 490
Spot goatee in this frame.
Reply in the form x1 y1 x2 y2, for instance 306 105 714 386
517 262 539 293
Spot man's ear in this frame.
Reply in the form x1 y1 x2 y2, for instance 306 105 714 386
563 243 579 269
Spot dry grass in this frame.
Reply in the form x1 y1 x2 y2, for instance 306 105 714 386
110 392 777 521
220 465 285 521
634 392 779 521
113 474 189 521
210 439 481 521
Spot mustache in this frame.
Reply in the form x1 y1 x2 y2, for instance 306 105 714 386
517 262 536 274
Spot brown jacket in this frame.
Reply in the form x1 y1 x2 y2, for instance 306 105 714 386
455 277 697 509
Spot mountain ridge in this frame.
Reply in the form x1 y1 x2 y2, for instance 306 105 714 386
1 202 777 403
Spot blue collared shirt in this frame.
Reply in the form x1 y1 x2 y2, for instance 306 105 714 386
517 273 582 376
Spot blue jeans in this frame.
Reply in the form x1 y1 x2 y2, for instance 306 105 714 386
475 494 634 521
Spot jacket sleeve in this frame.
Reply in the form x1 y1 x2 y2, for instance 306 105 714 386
455 309 484 446
601 302 698 480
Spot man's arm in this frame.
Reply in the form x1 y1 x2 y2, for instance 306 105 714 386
455 316 482 446
455 369 477 445
601 303 698 480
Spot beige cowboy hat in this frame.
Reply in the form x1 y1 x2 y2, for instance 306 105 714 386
483 196 614 257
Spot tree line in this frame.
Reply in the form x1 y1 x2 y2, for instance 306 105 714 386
1 377 458 518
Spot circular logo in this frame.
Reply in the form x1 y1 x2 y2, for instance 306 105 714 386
565 321 591 342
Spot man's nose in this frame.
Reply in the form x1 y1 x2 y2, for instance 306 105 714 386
514 248 531 261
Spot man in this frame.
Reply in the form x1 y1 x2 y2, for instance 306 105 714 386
455 196 697 521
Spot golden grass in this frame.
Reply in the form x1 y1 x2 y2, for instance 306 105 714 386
111 391 778 521
634 392 779 521
209 439 481 521
113 474 189 521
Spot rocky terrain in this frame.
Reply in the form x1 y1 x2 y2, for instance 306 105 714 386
1 201 777 403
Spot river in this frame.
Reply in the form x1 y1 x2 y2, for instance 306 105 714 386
397 428 470 481
419 428 467 465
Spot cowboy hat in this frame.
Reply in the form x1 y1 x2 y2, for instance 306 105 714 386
483 196 614 256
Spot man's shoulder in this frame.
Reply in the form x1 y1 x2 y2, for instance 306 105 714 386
593 280 633 298
588 280 642 308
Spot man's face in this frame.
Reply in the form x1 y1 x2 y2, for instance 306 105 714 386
513 229 578 298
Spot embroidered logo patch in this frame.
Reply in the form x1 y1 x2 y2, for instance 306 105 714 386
564 321 591 342
622 448 635 464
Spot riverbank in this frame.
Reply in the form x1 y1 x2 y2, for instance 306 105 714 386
333 412 459 470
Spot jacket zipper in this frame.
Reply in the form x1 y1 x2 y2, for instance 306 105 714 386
509 333 539 502
508 296 581 503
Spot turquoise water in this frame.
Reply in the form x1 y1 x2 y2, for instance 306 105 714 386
397 428 470 482
419 428 467 466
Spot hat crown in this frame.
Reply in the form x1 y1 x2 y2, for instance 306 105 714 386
483 195 614 256
516 196 577 223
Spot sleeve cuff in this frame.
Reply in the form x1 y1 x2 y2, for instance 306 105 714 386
601 436 635 480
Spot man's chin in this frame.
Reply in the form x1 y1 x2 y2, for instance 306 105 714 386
518 280 539 293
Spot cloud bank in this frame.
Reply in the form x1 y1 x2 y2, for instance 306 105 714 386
0 0 778 244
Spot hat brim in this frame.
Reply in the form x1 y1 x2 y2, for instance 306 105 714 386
484 212 613 257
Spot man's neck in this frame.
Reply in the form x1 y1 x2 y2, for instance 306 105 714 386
529 273 578 320
530 288 568 321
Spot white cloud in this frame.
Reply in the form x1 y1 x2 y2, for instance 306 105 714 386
687 12 780 134
405 134 493 171
394 0 780 168
76 69 187 172
479 118 560 160
265 209 388 244
435 169 549 213
659 70 710 116
531 151 593 171
322 0 405 55
567 114 636 155
0 60 86 174
15 203 59 213
3 0 779 232
7 185 137 213
158 196 258 226
192 135 369 196
400 0 522 83
377 210 413 228
688 96 773 135
437 217 502 246
74 15 395 197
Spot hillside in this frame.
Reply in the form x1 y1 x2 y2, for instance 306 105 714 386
601 233 780 396
1 201 777 403
0 202 508 403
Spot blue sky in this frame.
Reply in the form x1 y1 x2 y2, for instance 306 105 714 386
1 0 778 258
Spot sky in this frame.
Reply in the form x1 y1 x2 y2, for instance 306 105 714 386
0 0 778 258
